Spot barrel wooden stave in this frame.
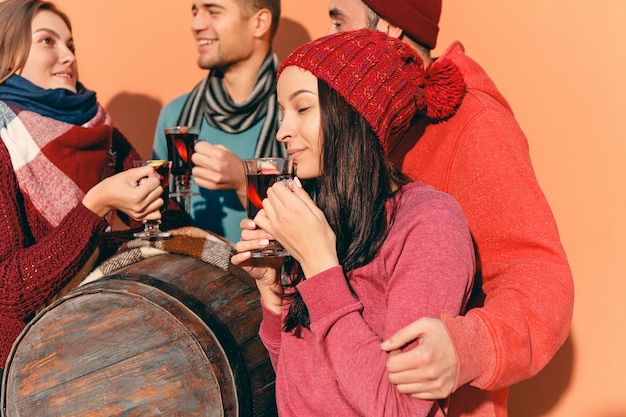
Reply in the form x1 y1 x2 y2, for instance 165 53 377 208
2 253 276 417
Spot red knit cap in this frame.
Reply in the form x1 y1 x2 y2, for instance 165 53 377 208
278 29 465 151
362 0 442 49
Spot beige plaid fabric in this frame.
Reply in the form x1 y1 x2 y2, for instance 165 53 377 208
81 227 236 285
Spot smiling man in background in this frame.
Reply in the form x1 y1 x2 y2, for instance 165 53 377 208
152 0 286 243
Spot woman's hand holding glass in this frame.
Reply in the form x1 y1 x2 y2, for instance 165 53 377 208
254 178 339 279
82 165 164 220
231 219 285 314
232 177 340 313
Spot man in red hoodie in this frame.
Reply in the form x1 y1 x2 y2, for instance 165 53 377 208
327 1 574 416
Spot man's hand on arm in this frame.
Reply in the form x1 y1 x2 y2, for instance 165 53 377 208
381 317 458 399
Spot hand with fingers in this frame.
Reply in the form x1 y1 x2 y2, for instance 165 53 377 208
253 177 339 279
191 141 247 205
381 317 458 399
231 217 285 314
82 165 164 220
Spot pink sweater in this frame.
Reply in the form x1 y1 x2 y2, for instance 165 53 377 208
259 182 476 416
388 42 574 416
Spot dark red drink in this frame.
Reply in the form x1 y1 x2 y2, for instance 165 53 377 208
166 131 197 185
243 158 293 257
246 173 286 218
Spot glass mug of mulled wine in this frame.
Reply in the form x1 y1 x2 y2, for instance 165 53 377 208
243 158 294 257
164 126 199 198
132 159 172 240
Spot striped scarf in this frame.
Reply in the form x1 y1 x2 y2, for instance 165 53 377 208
0 101 114 228
177 52 286 158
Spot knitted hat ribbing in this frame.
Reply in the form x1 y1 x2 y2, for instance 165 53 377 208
278 29 465 150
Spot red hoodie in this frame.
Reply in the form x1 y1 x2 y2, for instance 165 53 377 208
388 41 574 416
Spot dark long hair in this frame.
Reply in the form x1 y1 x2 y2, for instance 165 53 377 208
283 79 410 331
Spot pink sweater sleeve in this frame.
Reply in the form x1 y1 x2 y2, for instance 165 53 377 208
297 190 475 416
258 297 283 371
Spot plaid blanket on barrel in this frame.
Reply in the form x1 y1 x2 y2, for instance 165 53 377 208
81 226 237 285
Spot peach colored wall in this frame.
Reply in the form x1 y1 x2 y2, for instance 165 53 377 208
52 1 626 416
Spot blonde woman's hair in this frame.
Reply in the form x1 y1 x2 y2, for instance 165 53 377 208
0 0 72 84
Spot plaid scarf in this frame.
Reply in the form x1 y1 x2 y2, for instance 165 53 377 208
0 100 114 228
177 52 287 158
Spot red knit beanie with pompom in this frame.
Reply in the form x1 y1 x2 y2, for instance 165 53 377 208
278 29 465 151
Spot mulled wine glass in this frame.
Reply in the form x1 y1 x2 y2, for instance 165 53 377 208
165 126 199 213
165 126 199 196
132 160 172 240
243 158 294 257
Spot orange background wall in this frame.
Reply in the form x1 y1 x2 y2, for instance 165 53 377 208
52 1 626 416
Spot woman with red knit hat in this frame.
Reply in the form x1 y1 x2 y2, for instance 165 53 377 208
328 1 574 416
232 28 472 416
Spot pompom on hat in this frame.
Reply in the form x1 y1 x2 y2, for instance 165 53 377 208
278 29 465 151
362 0 442 49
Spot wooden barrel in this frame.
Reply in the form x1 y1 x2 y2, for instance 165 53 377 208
1 253 276 417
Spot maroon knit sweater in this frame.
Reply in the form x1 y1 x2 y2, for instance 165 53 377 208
0 128 142 368
388 42 574 416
